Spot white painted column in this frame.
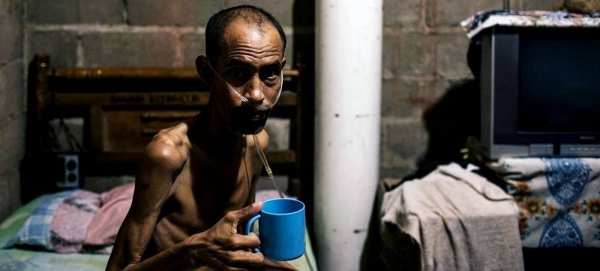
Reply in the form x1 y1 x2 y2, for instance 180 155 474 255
314 1 383 271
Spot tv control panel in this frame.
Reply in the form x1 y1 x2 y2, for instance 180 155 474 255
527 144 600 156
560 144 600 156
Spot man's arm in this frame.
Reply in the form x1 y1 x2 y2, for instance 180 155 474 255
106 134 188 270
106 133 273 271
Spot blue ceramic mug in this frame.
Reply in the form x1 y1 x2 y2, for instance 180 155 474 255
245 198 306 261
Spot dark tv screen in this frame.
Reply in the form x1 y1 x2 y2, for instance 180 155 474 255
517 35 600 133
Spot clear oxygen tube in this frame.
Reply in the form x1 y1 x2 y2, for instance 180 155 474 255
252 134 284 198
212 64 314 271
208 63 285 197
251 134 314 271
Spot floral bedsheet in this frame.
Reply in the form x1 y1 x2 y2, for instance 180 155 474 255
492 157 600 248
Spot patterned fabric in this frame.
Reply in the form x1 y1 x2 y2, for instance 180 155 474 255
51 190 101 253
491 157 600 248
4 190 79 250
3 190 103 253
460 10 600 38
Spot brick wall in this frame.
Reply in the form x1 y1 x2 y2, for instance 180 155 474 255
0 0 559 220
24 0 296 68
0 0 24 220
379 0 556 179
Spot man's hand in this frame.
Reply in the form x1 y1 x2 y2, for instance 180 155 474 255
174 201 267 270
173 201 299 271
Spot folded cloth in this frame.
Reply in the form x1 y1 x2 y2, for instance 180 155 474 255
381 163 523 271
489 157 600 248
460 10 600 38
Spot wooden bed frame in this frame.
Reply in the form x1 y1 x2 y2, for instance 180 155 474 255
23 54 306 202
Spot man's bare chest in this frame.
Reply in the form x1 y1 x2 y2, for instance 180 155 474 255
157 160 254 232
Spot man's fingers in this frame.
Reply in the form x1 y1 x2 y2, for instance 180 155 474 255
224 249 265 269
228 232 261 250
227 201 263 223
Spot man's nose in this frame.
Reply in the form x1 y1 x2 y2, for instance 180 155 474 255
243 75 266 104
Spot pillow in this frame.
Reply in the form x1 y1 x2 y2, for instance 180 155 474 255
84 182 135 246
0 194 50 248
494 157 600 248
3 189 101 253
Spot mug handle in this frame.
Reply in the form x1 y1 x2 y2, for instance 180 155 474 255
245 214 261 253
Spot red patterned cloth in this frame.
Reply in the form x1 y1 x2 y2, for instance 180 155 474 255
50 190 101 253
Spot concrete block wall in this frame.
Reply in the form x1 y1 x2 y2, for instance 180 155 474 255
379 0 556 179
24 0 296 69
0 0 24 220
0 0 559 220
0 0 300 221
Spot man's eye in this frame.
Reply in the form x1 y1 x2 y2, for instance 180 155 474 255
227 69 249 80
261 69 279 81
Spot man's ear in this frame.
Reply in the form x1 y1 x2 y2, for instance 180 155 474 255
281 57 287 70
195 55 214 85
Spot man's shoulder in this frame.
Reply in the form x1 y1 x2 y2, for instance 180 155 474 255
144 123 191 168
153 123 190 144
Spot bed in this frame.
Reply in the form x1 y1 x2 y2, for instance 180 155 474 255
0 188 317 271
0 54 316 270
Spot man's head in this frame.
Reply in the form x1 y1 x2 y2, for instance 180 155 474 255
196 5 287 135
205 5 287 67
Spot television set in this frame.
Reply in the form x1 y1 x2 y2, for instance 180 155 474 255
475 26 600 159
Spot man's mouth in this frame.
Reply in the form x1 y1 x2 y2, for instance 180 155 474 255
229 105 272 135
250 112 266 121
